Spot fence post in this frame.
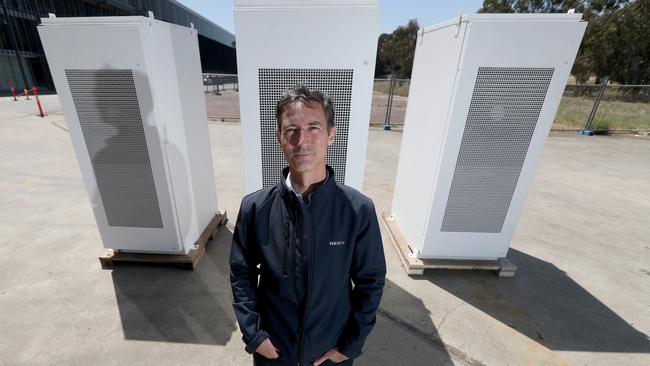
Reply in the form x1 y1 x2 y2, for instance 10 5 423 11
10 80 17 101
579 76 609 135
384 73 396 130
33 86 45 117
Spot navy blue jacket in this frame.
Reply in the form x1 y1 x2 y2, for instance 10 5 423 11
229 166 386 365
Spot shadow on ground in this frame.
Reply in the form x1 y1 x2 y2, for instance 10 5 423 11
109 226 459 364
110 225 237 345
360 278 458 366
418 248 650 353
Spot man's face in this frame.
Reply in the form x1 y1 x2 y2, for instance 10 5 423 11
276 101 336 175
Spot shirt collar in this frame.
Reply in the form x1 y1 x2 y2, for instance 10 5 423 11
286 170 329 202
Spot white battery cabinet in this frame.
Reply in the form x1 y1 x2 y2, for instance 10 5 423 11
234 0 379 193
391 14 586 260
38 16 218 254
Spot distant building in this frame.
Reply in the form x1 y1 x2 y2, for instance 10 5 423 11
0 0 236 92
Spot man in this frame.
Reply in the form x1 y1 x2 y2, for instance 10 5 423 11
230 85 386 366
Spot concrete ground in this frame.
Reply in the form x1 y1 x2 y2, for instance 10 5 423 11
1 94 649 365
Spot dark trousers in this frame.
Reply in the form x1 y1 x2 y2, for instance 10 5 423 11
253 353 353 366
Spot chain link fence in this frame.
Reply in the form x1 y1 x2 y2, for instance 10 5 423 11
371 77 410 129
203 73 240 122
372 77 649 134
203 73 238 95
556 83 650 134
203 74 649 135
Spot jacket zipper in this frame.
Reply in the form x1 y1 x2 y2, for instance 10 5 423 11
290 217 299 301
297 202 316 366
282 222 289 275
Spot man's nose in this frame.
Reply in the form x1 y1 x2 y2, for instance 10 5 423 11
292 129 307 146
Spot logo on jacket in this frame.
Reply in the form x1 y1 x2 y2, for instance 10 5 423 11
329 241 345 246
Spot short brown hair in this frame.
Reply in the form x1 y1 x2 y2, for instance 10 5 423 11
276 84 335 132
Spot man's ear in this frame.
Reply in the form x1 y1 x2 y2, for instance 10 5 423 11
276 128 281 144
327 126 336 146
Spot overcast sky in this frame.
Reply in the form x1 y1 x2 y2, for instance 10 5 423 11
177 0 484 35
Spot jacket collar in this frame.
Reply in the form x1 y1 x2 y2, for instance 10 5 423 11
279 165 336 204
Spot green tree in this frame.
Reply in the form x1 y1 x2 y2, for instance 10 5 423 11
375 19 419 78
478 0 646 84
587 0 649 84
478 0 625 14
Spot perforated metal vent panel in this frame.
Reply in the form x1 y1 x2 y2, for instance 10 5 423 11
441 67 554 233
258 68 353 187
66 69 163 228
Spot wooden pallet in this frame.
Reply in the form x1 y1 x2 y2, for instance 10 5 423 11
99 211 227 270
381 212 517 277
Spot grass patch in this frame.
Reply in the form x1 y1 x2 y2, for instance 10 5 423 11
554 96 650 131
374 80 410 97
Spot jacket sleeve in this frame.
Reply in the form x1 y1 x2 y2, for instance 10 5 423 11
229 198 269 354
337 200 387 359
